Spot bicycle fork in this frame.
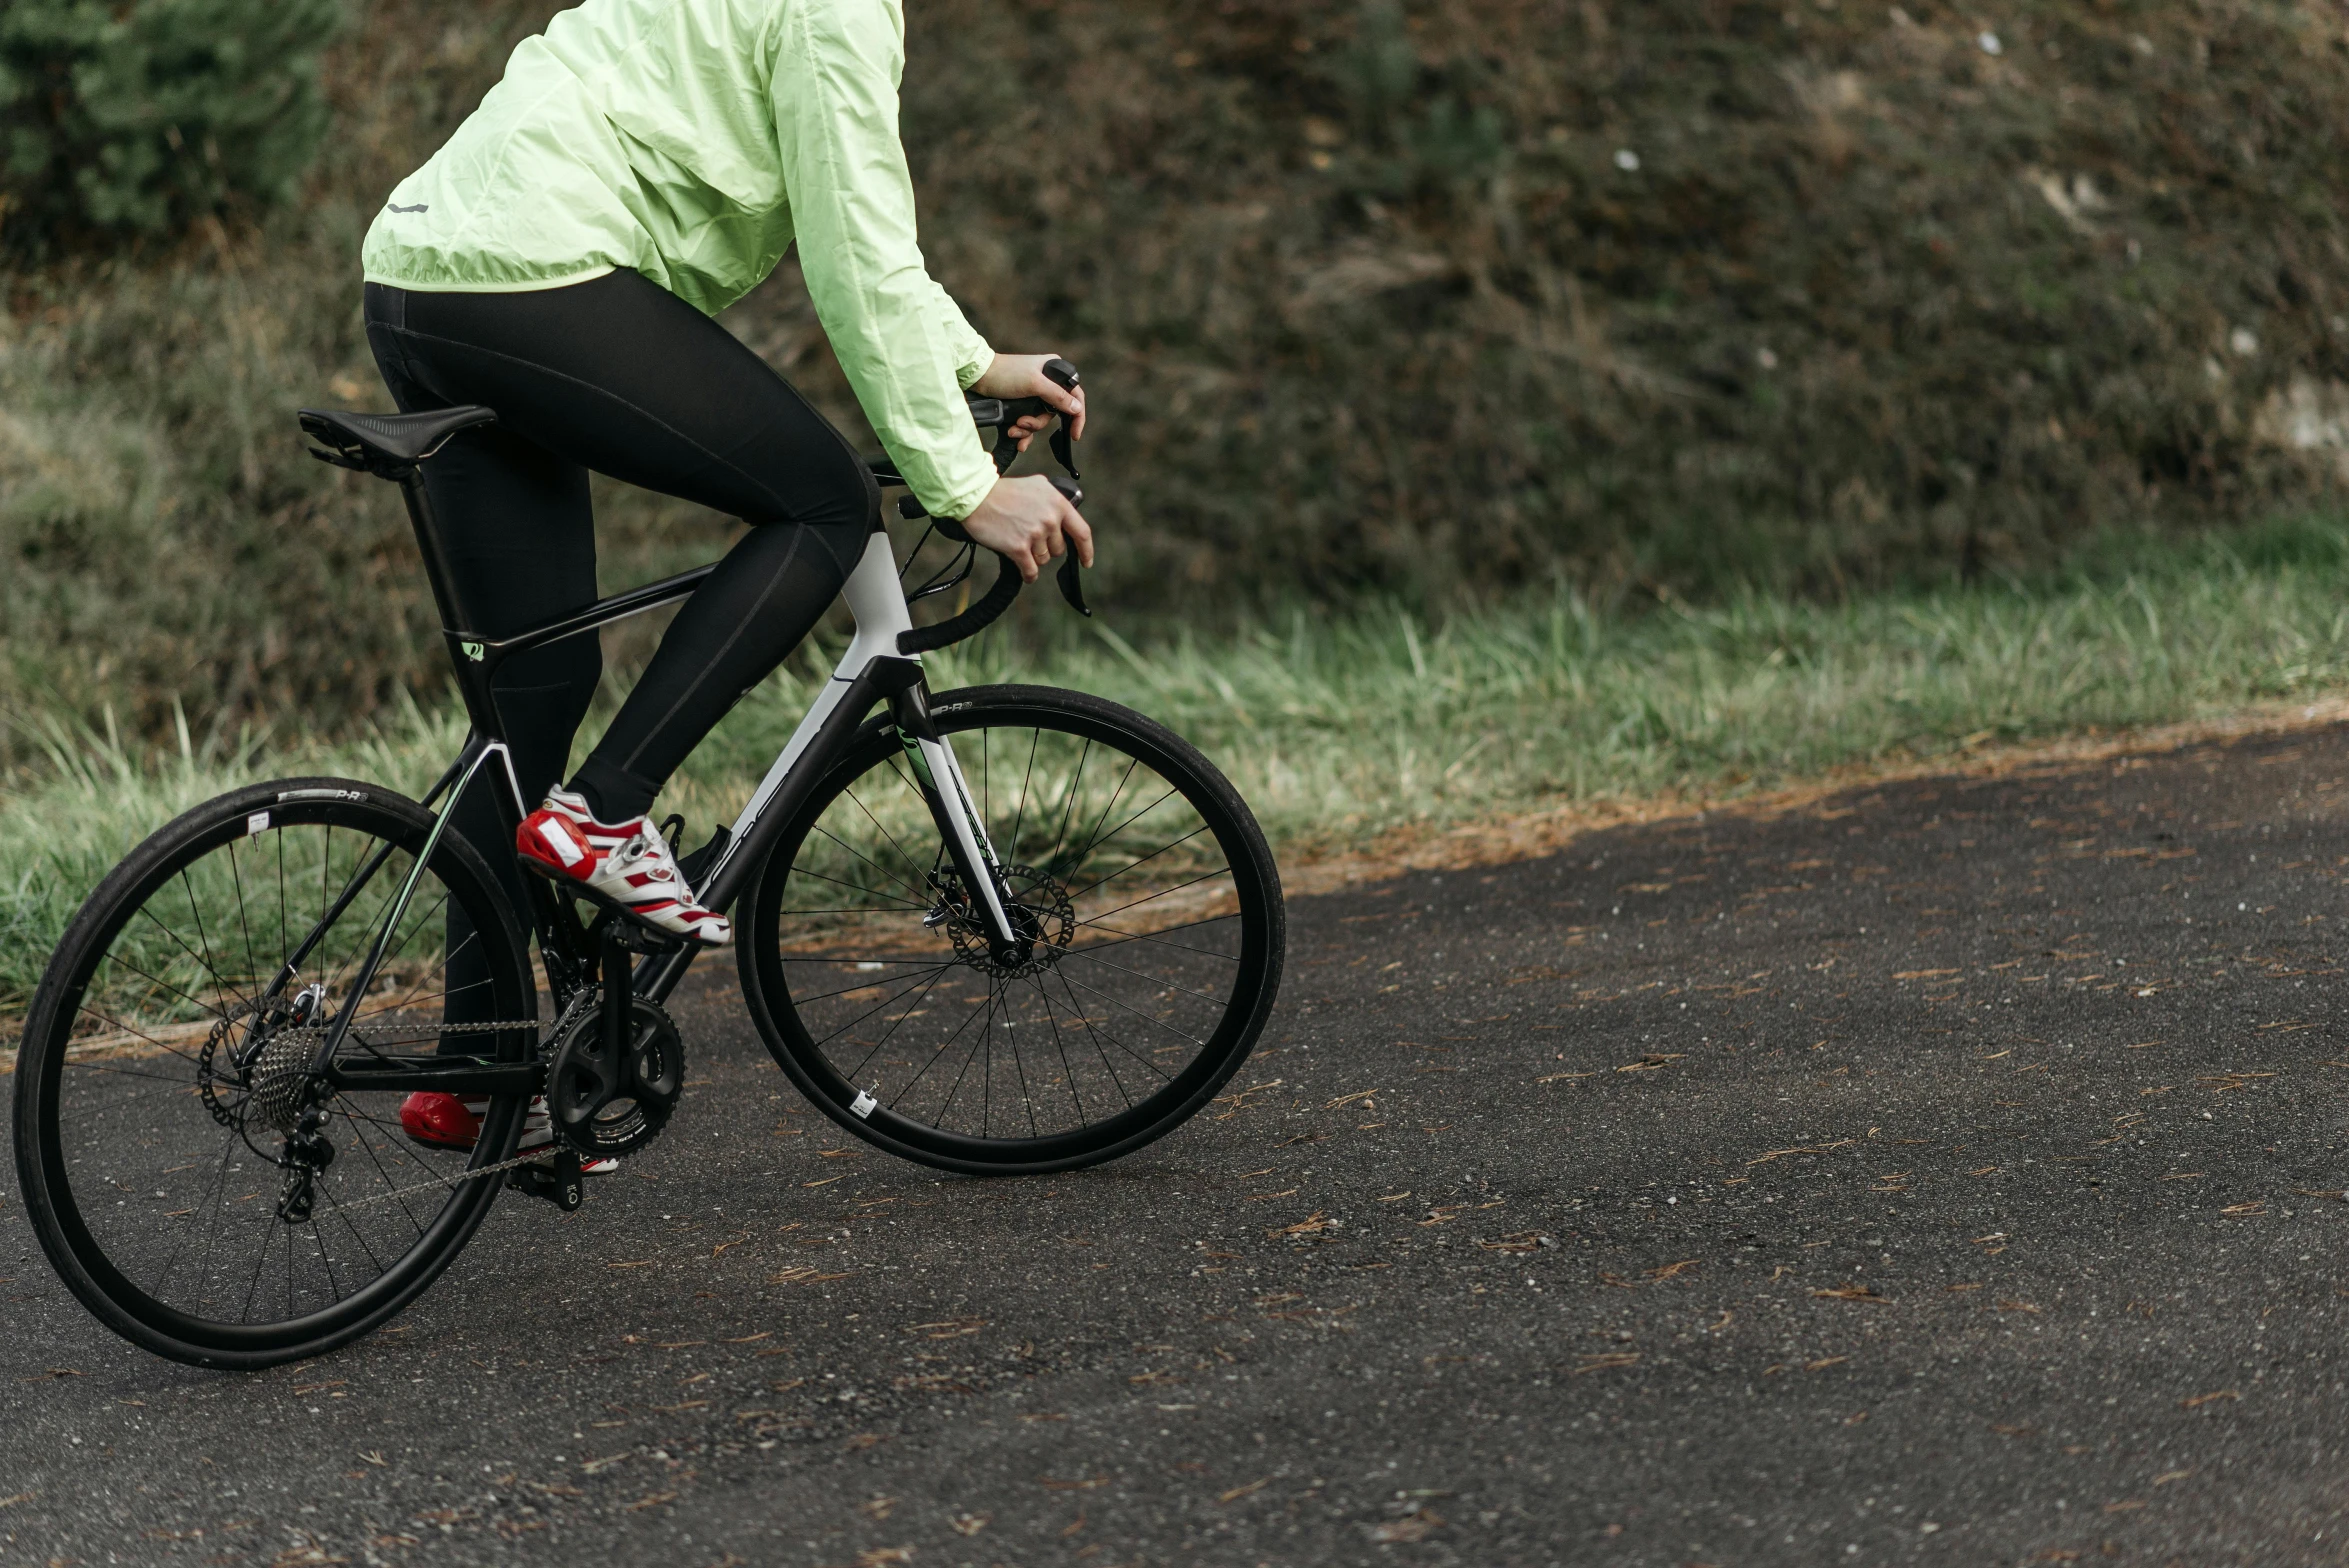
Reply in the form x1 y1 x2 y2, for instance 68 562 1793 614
889 682 1023 954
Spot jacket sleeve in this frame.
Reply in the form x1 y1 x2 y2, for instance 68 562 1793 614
771 0 996 519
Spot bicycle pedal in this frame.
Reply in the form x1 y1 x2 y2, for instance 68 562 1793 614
510 1152 584 1212
591 910 686 956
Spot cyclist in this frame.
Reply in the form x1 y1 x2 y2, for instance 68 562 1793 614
359 0 1089 1153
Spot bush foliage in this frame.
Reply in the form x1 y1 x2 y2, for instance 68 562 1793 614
0 0 343 250
885 0 2349 600
3 0 2349 754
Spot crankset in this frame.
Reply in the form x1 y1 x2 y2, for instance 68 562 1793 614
545 992 684 1159
543 927 684 1161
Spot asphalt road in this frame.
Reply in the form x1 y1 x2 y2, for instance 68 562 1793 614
10 722 2349 1567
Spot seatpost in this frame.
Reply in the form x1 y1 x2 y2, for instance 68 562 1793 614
396 468 509 737
397 470 472 637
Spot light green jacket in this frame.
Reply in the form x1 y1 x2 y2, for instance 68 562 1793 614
361 0 997 520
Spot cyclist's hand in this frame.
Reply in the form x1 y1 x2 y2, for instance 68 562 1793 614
973 352 1086 449
958 474 1093 582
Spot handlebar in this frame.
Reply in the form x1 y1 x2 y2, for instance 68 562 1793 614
888 358 1088 656
896 477 1083 654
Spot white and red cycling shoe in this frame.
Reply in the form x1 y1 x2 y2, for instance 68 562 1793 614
515 787 729 946
398 1091 620 1174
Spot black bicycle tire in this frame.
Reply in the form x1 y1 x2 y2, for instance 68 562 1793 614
12 777 534 1369
736 685 1285 1175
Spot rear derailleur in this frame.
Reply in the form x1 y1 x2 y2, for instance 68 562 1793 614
274 1106 338 1223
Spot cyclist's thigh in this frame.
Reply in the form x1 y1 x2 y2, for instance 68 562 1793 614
367 295 600 942
367 299 600 639
384 270 874 532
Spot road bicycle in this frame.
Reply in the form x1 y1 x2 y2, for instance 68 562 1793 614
12 364 1285 1368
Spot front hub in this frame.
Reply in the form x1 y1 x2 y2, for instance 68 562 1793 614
931 864 1074 979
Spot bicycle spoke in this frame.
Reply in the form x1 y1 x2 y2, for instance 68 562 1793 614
791 863 930 913
148 1133 238 1301
1046 965 1140 1110
1046 737 1094 871
330 1102 431 1238
69 999 211 1068
127 909 241 1023
803 972 958 1052
1020 971 1088 1126
1068 825 1211 903
57 1064 206 1094
773 905 925 917
1070 914 1245 962
1084 862 1234 925
1007 726 1040 862
1064 786 1180 875
835 786 937 906
885 987 995 1109
1070 756 1140 880
315 1179 387 1275
1005 983 1038 1138
181 868 248 1014
1059 946 1233 1010
933 986 1000 1133
228 838 260 1008
795 962 952 1011
838 962 957 1086
1055 972 1202 1057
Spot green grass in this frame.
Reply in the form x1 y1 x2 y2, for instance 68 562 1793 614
9 514 2349 1018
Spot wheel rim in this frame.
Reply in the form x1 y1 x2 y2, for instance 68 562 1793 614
754 701 1275 1161
23 794 529 1350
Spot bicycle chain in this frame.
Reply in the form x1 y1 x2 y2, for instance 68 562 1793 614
325 1144 557 1213
217 1017 563 1216
262 1018 546 1047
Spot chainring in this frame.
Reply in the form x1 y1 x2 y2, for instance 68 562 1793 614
544 990 684 1160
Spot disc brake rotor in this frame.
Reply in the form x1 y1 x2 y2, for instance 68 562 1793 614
930 864 1074 979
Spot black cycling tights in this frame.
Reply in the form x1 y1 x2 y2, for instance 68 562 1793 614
364 270 875 1018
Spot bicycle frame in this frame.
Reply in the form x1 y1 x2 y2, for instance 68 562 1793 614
307 467 1018 1089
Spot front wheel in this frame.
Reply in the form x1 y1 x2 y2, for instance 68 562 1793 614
738 686 1285 1174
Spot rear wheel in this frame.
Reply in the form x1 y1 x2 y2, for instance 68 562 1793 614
11 779 536 1368
738 686 1284 1174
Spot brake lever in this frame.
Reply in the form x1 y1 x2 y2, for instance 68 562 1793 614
1048 475 1090 617
1042 357 1081 480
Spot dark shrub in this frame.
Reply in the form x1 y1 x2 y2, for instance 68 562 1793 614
0 0 344 251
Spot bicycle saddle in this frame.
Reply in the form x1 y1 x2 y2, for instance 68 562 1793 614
299 405 496 478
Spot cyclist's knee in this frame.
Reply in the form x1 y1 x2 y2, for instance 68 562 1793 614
760 443 876 535
831 446 882 533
